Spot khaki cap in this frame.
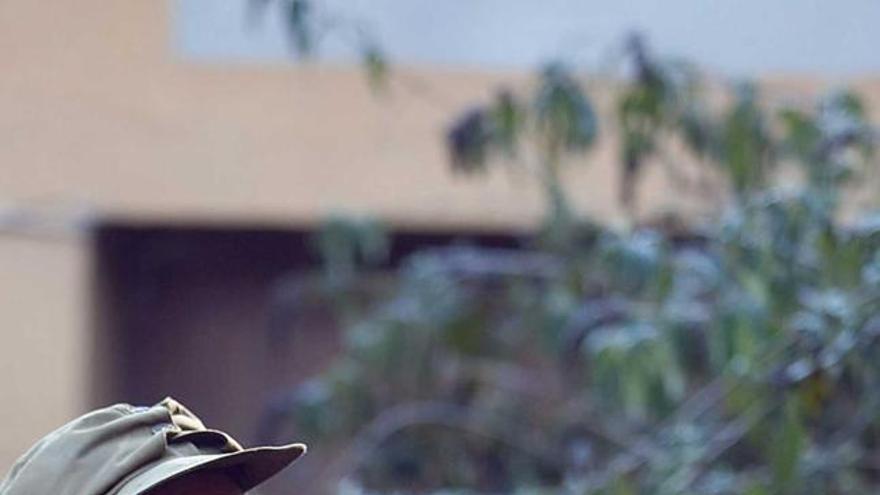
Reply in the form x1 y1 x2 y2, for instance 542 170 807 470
0 397 306 494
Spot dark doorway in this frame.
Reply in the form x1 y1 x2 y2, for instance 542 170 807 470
90 223 522 446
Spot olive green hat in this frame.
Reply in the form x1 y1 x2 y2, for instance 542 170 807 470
0 397 306 494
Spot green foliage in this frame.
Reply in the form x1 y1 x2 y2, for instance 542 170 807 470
284 189 879 493
261 29 880 494
534 64 598 155
770 399 805 494
251 0 391 92
285 0 313 55
720 84 776 196
312 214 389 290
361 43 390 93
448 63 596 216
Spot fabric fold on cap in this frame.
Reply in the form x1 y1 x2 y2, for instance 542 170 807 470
0 397 306 495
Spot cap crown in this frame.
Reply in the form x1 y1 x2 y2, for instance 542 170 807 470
0 398 239 495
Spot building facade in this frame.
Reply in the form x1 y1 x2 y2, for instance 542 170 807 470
1 0 878 473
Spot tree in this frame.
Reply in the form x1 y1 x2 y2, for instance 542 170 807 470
252 3 880 493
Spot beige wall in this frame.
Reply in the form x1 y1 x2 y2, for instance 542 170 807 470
0 235 88 470
0 1 876 231
0 0 878 474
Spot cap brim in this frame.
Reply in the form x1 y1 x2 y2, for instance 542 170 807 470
116 443 307 495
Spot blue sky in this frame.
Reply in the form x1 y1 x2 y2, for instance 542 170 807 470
175 0 880 76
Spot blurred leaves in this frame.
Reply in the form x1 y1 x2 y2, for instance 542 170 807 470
447 64 596 216
287 184 880 493
492 90 526 158
361 43 389 93
770 400 805 494
447 90 529 175
721 84 775 196
448 108 493 174
253 0 392 90
285 0 313 56
313 214 389 290
252 23 880 494
534 63 598 154
780 89 875 198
